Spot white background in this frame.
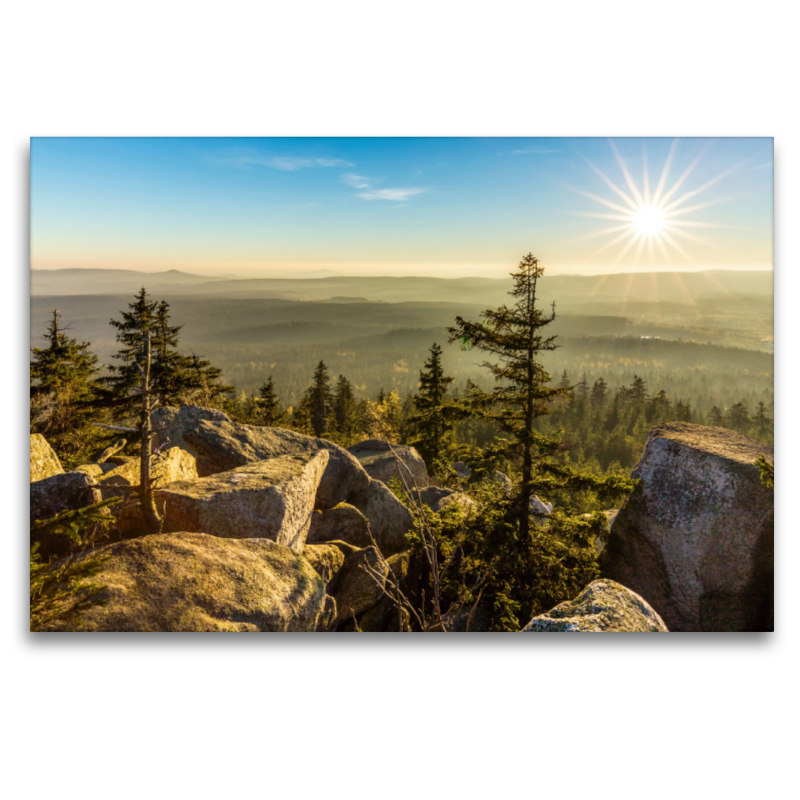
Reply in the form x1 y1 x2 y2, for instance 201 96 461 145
3 2 796 798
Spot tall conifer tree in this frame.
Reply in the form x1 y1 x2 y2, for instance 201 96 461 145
447 253 571 538
256 376 283 426
408 342 455 466
305 361 332 437
104 287 231 416
30 309 107 465
332 375 359 441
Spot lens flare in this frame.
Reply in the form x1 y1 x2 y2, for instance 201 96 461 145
568 139 740 266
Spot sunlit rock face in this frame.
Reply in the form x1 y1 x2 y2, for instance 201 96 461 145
522 580 669 632
99 447 198 487
601 423 773 632
347 479 413 557
44 532 336 632
155 451 329 553
30 434 63 483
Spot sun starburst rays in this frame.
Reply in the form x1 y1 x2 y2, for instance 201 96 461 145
570 139 738 266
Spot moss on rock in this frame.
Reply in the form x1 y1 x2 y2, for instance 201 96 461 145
47 532 336 632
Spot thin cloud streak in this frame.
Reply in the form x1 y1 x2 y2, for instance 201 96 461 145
344 173 426 202
358 188 425 201
341 173 371 189
215 155 354 171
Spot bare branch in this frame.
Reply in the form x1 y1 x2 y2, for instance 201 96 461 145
93 423 138 433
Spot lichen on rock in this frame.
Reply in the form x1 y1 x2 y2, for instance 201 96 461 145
522 579 669 632
44 532 336 632
155 451 329 553
601 422 773 632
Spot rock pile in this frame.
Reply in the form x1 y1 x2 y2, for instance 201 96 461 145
30 407 420 632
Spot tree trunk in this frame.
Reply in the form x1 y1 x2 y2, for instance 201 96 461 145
138 332 162 533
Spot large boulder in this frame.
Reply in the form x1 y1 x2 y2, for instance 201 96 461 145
347 439 429 490
306 503 372 548
601 423 774 632
522 579 669 632
30 472 108 559
155 452 329 553
44 532 336 632
330 546 388 625
30 434 63 482
349 479 414 556
99 447 198 487
152 406 370 509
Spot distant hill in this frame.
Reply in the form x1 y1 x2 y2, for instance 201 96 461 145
31 267 773 306
30 268 222 296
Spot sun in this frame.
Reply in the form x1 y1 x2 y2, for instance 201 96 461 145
633 205 665 236
568 139 740 266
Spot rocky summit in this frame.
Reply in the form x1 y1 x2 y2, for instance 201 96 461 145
28 412 774 633
601 422 773 632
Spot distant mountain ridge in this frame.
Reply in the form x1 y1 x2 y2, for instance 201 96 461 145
31 267 773 306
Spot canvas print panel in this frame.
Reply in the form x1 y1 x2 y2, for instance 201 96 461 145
29 137 774 632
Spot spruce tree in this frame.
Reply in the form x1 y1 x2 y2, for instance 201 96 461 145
104 288 176 415
180 352 234 406
630 374 648 406
30 309 108 466
408 343 455 466
651 389 671 423
305 361 332 437
753 401 773 439
448 253 572 538
710 405 725 427
590 377 608 411
104 287 231 416
728 401 749 432
256 376 283 426
332 375 359 441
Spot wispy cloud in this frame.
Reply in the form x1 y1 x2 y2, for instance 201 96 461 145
217 155 353 171
358 187 425 202
343 173 425 202
341 173 372 189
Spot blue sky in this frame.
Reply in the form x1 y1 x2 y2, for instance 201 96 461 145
30 137 773 277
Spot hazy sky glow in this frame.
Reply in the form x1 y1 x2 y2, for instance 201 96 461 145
30 137 773 278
